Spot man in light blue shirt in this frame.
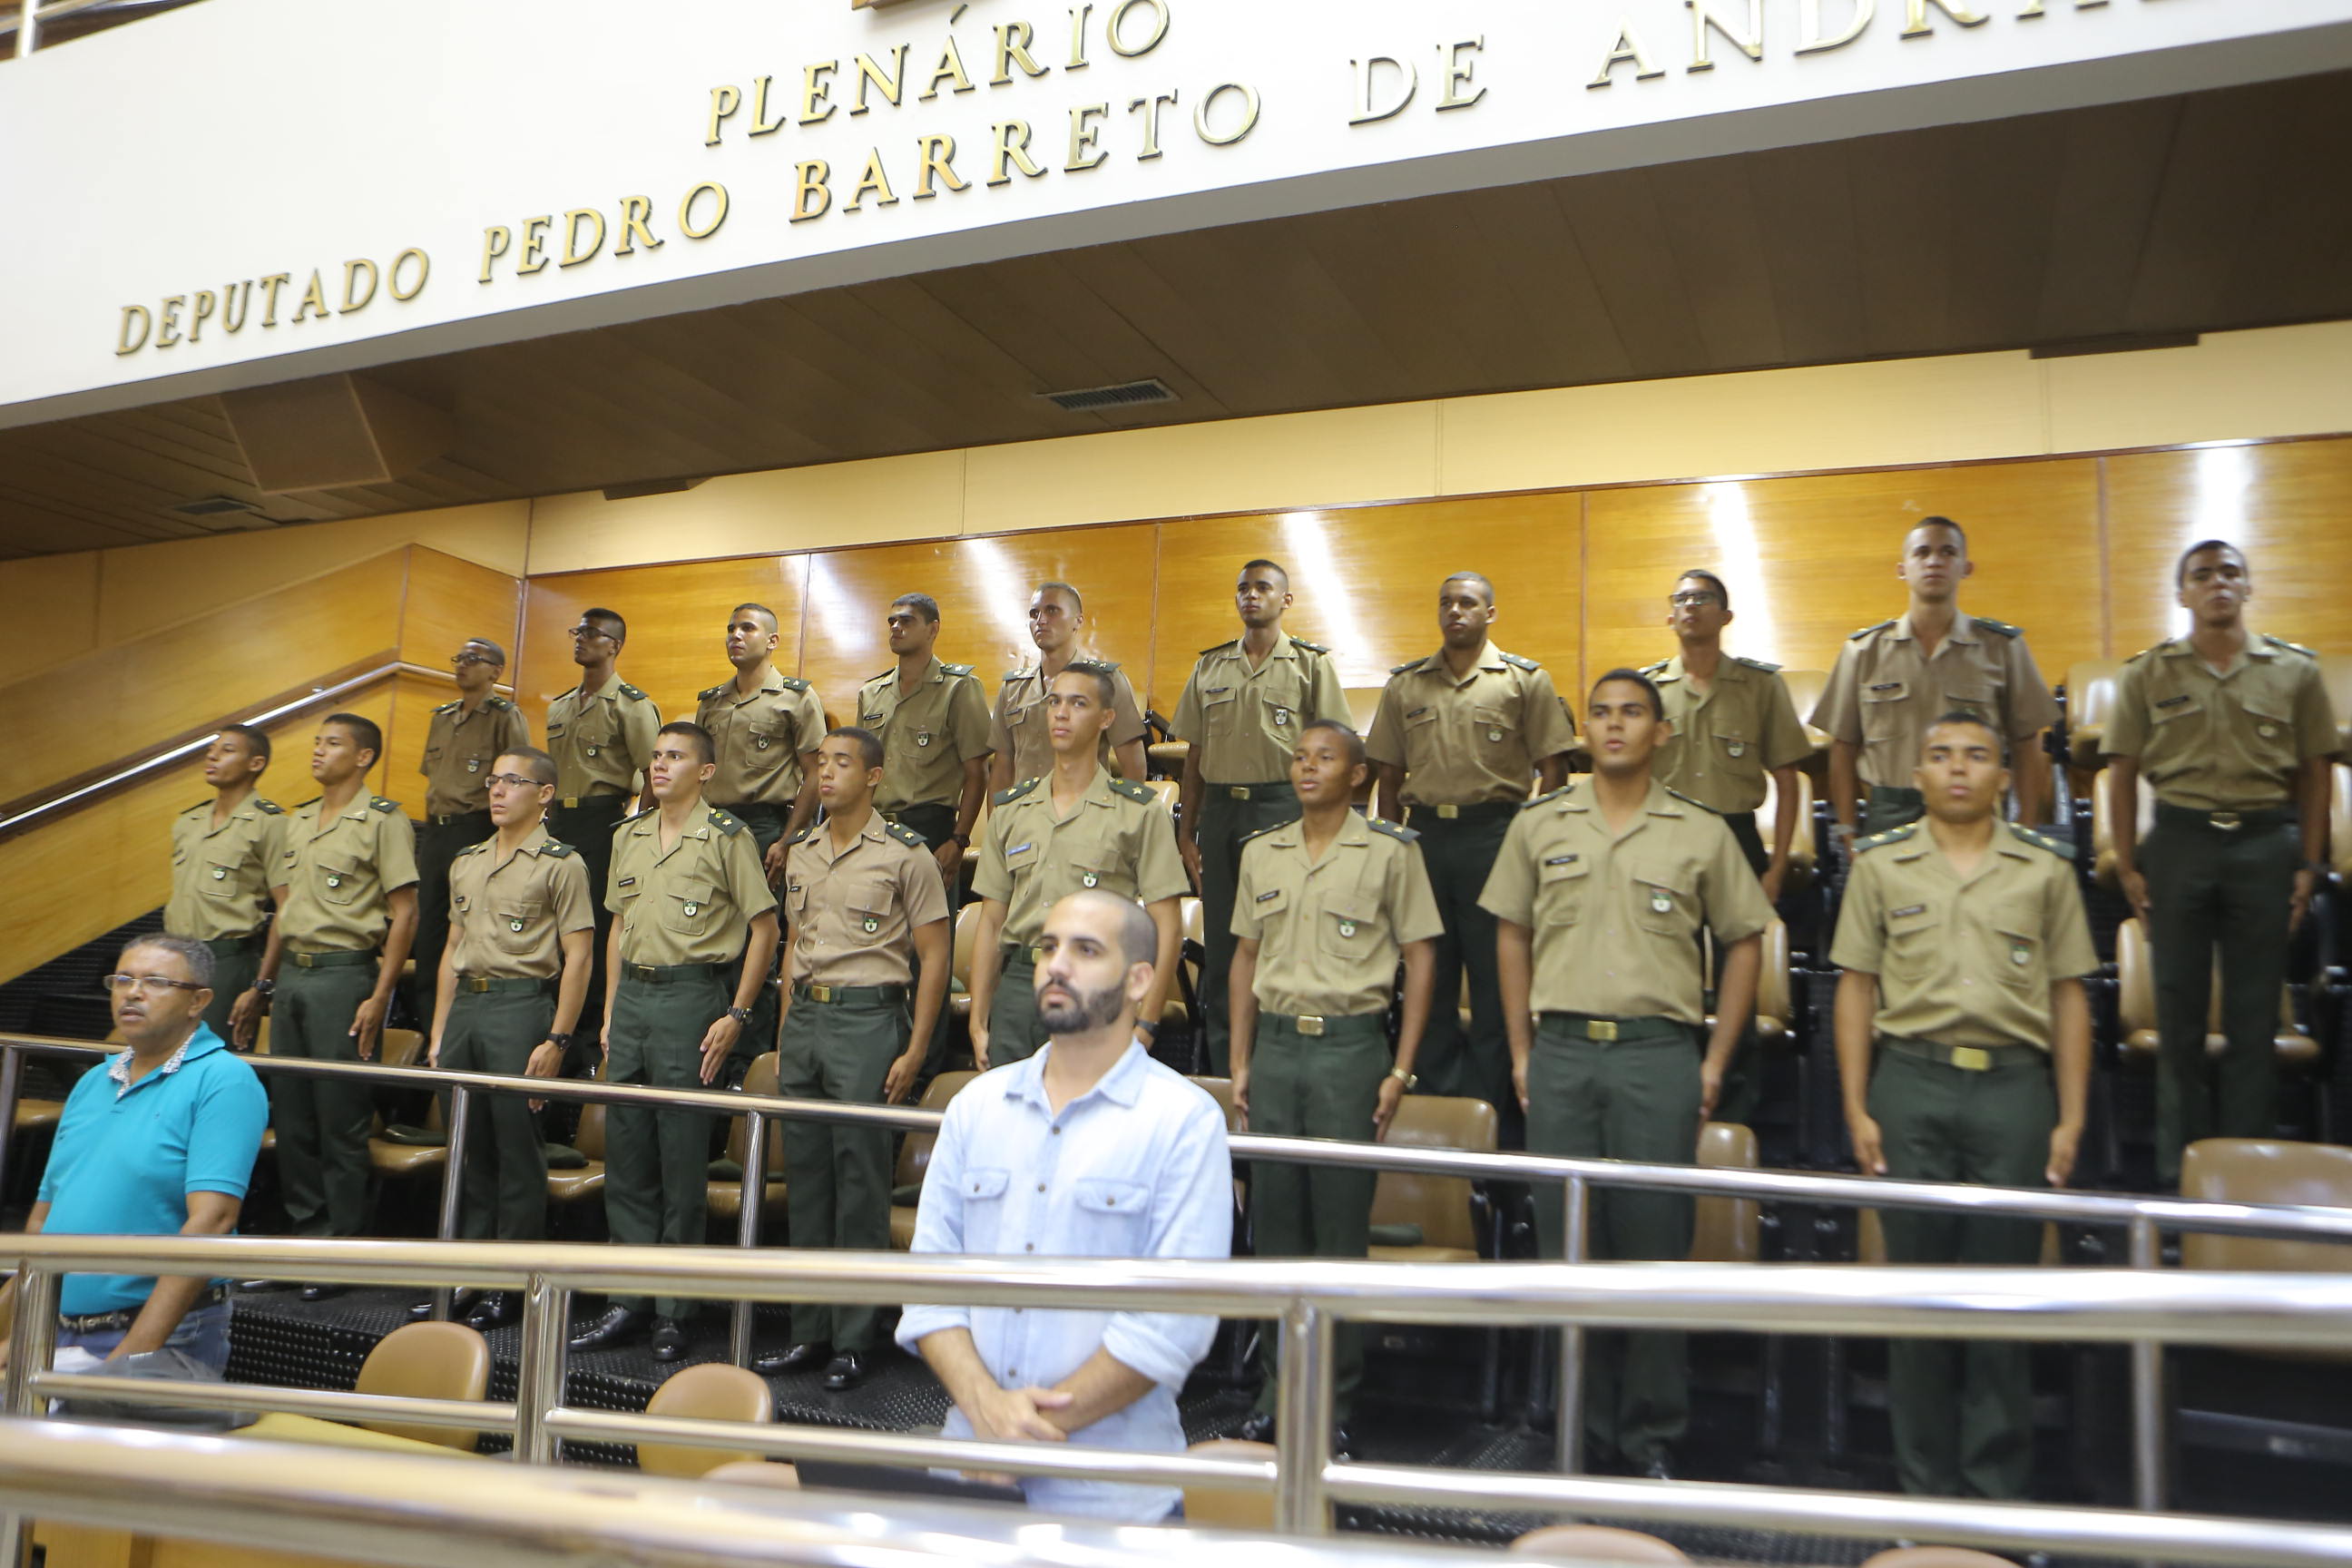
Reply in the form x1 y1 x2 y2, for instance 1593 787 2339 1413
899 889 1232 1524
0 936 268 1375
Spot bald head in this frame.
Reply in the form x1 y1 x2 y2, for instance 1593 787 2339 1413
1057 889 1159 970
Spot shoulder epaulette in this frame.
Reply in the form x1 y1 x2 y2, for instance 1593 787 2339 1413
2004 822 2073 859
1639 659 1670 676
1367 816 1419 844
1499 651 1539 672
780 827 811 848
539 838 575 858
1099 659 1122 673
619 804 658 826
698 683 727 701
866 666 895 682
1733 655 1782 673
369 796 399 814
182 798 211 813
2265 633 2319 659
1291 639 1330 656
293 796 322 810
993 778 1041 808
254 799 285 816
453 839 489 858
1002 666 1030 681
485 695 514 711
1236 818 1295 848
940 662 975 678
1389 659 1419 677
1849 619 1897 642
1110 777 1156 804
779 676 811 692
432 699 460 715
1852 820 1922 855
886 822 928 850
617 682 649 701
1199 639 1237 658
1663 786 1722 815
1523 784 1573 809
709 808 742 836
2123 642 2165 665
1972 616 2022 639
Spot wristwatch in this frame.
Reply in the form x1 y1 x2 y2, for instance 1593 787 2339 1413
1387 1066 1418 1090
1133 1019 1160 1040
950 832 972 848
726 1005 753 1026
251 978 276 998
545 1032 573 1051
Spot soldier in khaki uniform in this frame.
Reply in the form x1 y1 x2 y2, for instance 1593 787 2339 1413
2105 541 2337 1183
988 581 1149 792
756 726 952 1390
970 665 1188 1068
1643 571 1813 892
425 744 595 1330
544 606 662 1053
1482 670 1771 1477
856 593 994 871
1230 720 1442 1449
167 723 284 1047
1834 711 2096 1499
570 722 779 1362
1811 518 2060 840
1367 571 1576 1125
413 638 530 1034
249 714 419 1283
1173 560 1350 1075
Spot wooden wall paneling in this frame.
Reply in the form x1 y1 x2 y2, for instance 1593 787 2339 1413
393 546 524 672
1148 495 1585 710
799 526 1161 711
1583 459 2106 688
2104 442 2352 660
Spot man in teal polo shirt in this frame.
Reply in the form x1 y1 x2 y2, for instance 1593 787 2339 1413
0 935 268 1374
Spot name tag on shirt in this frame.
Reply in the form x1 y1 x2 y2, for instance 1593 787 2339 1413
2157 695 2192 710
1544 854 1578 867
1890 905 1926 919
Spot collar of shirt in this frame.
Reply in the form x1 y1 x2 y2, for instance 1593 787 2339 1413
1884 824 2036 885
1890 612 1982 649
997 1039 1152 1118
191 798 260 835
723 665 789 705
899 655 947 691
623 809 716 850
106 1024 224 1100
567 671 623 704
1412 642 1506 686
809 810 891 866
1259 808 1372 858
488 824 557 868
2159 636 2273 670
1552 779 1688 829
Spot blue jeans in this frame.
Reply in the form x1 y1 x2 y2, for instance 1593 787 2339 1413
58 1299 232 1375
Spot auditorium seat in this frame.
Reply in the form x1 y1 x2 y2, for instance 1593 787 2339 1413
1510 1524 1689 1562
1859 1549 2015 1568
1370 1094 1497 1264
1757 771 1817 894
1705 917 1791 1046
2333 763 2352 881
1779 669 1832 757
2089 768 2155 891
1691 1122 1760 1265
351 1320 490 1451
1142 778 1180 815
378 1027 425 1068
1148 739 1189 779
2061 659 2124 773
368 1096 447 1181
707 1053 789 1225
1180 1438 1276 1530
638 1363 776 1477
1189 1075 1241 1134
948 902 981 1024
546 1102 607 1208
889 1070 978 1249
2322 655 2352 759
706 1459 802 1489
2179 1140 2352 1280
2113 918 2317 1070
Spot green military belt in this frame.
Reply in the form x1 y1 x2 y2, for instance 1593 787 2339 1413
201 931 266 956
1210 781 1294 800
620 962 727 985
999 945 1046 966
454 974 554 995
426 810 490 827
793 982 908 1005
1406 800 1520 824
1266 1010 1387 1037
1541 1012 1690 1044
288 948 376 969
557 790 627 808
2153 800 2291 834
1885 1036 2044 1073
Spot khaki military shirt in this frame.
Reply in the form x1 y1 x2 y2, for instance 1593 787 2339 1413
544 673 661 802
446 826 596 981
989 661 1149 784
607 804 778 966
2102 635 2338 811
1830 820 2098 1050
697 667 827 808
277 793 421 954
1366 643 1578 807
1809 612 2060 789
1230 813 1444 1018
974 768 1191 947
419 695 530 818
781 811 952 988
1171 632 1350 785
856 656 993 815
1645 654 1814 815
1478 780 1772 1024
166 794 287 942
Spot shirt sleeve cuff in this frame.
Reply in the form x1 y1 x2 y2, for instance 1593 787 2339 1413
1103 1312 1216 1388
896 1304 970 1355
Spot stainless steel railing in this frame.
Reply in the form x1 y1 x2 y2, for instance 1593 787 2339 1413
9 1233 2352 1565
8 1032 2352 1514
5 0 204 59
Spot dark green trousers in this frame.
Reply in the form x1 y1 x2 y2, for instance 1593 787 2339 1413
1868 1041 2053 1499
1403 807 1514 1122
1862 786 1926 836
985 949 1050 1067
439 985 555 1242
603 971 728 1318
716 802 788 1083
1247 1013 1387 1420
1527 1014 1700 1466
1707 810 1770 1129
271 956 380 1238
2143 813 2298 1184
199 933 263 1045
548 794 629 1059
889 802 961 1073
411 812 492 1034
777 993 906 1350
1197 781 1298 1076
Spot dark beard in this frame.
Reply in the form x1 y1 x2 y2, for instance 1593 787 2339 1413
1037 979 1126 1034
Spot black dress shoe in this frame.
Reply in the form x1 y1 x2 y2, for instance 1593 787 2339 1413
751 1341 831 1376
408 1289 481 1324
822 1350 868 1390
1331 1425 1357 1462
1641 1452 1676 1483
464 1291 518 1330
650 1317 688 1361
1234 1410 1276 1445
407 1298 435 1323
299 1283 346 1302
236 1279 284 1292
567 1305 647 1352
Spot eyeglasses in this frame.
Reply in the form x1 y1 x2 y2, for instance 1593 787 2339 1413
567 625 615 642
103 975 204 996
485 773 540 790
1669 592 1722 608
450 652 499 668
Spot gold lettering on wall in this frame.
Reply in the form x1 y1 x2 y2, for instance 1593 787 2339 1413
516 217 554 276
1349 56 1416 126
478 227 512 283
259 273 291 327
1193 82 1259 145
705 85 740 146
1128 90 1179 159
802 61 839 123
560 210 607 268
914 133 970 197
1589 20 1667 86
679 181 731 239
1067 102 1111 169
221 279 254 330
339 259 378 312
1065 4 1093 69
291 270 332 323
852 47 909 113
388 250 431 299
188 289 217 340
116 306 150 355
994 22 1049 84
1436 38 1486 111
848 150 899 209
793 161 833 221
1904 0 1989 35
749 74 790 135
614 199 663 256
920 34 976 99
1797 0 1875 53
989 122 1047 184
156 297 184 348
1687 0 1764 70
1106 0 1170 58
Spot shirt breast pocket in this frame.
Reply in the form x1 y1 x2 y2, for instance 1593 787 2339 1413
1992 926 2042 992
1200 687 1239 738
960 1167 1012 1253
1860 680 1912 741
1941 683 1997 722
317 856 366 906
847 888 892 946
1260 694 1297 739
2241 699 2298 769
201 859 240 897
1472 702 1514 745
1712 730 1756 769
1072 858 1132 899
1319 900 1377 957
1536 856 1589 926
663 880 718 936
493 898 544 953
1886 909 1941 982
1246 883 1292 936
1632 861 1695 936
1073 1177 1151 1253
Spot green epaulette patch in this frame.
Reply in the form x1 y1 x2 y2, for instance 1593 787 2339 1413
293 796 322 810
994 779 1041 807
779 676 811 691
1292 639 1330 656
432 699 460 715
867 666 896 683
887 822 928 849
1236 818 1295 848
1852 821 1922 854
1524 784 1574 809
183 798 211 813
941 662 975 678
1850 619 1896 641
698 683 727 701
1663 786 1721 815
453 839 488 858
1003 666 1032 681
780 828 811 848
2004 822 2073 859
1389 659 1419 677
2266 634 2319 658
1499 651 1539 671
1367 816 1419 843
619 804 658 826
1200 640 1237 658
618 683 648 701
709 808 742 836
369 796 399 814
1110 778 1156 804
539 839 575 858
1639 659 1670 676
1972 616 2022 639
485 695 514 710
255 799 284 815
1734 655 1783 673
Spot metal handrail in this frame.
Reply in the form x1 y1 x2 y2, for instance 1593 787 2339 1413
6 0 197 57
9 1232 2352 1562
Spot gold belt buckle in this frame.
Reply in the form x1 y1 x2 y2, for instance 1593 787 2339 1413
463 976 491 994
1228 786 1250 800
1296 1015 1326 1036
1027 946 1046 965
1950 1045 1992 1072
292 952 317 968
2210 811 2243 831
1436 804 1461 820
1585 1018 1618 1042
806 983 836 1003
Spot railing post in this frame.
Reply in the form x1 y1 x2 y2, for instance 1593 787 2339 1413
2128 1214 2167 1512
0 1044 21 1210
1557 1173 1588 1477
1271 1301 1334 1536
730 1112 768 1368
511 1274 566 1466
13 2 36 57
430 1084 472 1322
0 1265 58 1568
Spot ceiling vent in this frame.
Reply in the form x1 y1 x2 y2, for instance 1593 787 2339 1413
170 495 264 518
1039 377 1179 414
